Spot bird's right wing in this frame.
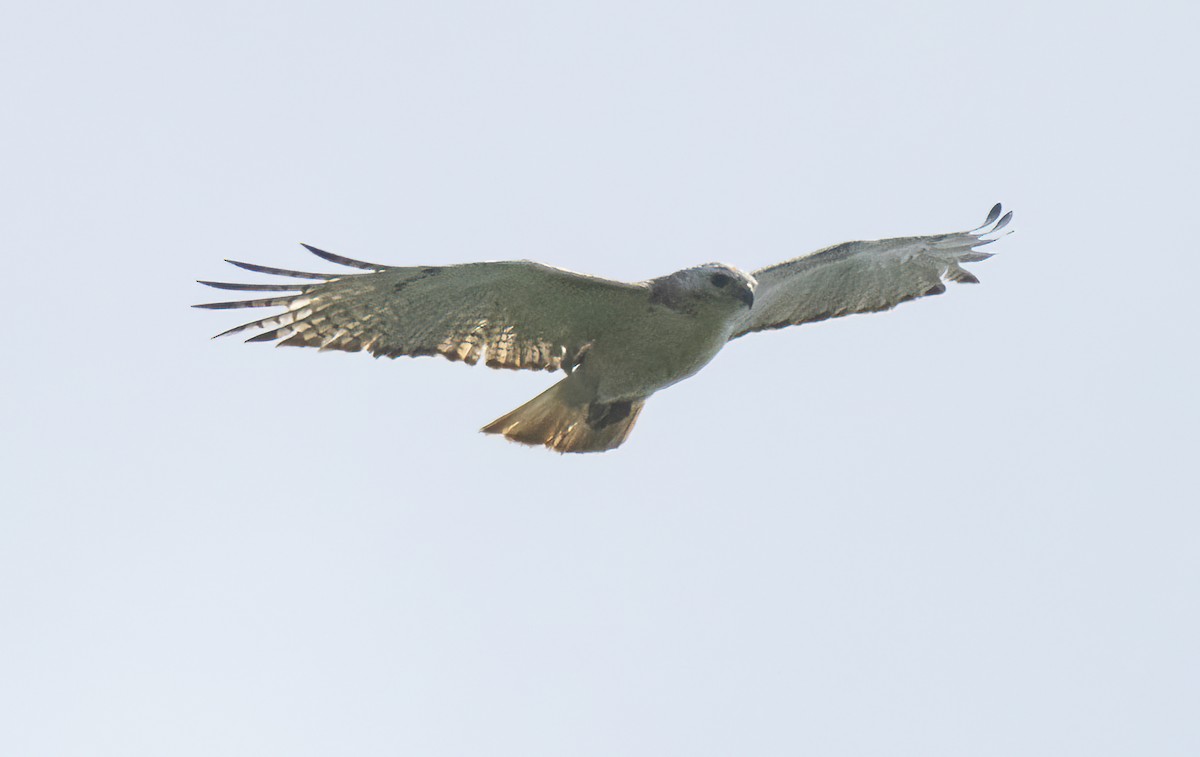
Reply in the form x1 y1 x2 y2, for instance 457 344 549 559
732 204 1012 339
195 246 649 372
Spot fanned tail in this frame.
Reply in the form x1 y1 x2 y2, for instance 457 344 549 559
481 379 645 453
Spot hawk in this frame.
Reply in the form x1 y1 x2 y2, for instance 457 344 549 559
197 204 1013 452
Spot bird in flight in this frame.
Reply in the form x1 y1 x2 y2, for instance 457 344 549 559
197 204 1013 453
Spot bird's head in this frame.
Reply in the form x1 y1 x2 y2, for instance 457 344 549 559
648 263 756 314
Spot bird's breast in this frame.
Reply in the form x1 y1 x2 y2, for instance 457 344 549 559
585 307 734 401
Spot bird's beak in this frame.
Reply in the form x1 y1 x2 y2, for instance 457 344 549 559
739 288 755 309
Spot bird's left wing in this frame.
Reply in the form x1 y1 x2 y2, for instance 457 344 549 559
195 245 648 372
731 204 1012 339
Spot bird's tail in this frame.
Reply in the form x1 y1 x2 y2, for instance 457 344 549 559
481 378 645 453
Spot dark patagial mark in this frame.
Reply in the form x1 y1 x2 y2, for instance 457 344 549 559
394 266 444 292
586 399 633 430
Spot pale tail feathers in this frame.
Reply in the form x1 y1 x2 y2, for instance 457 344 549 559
481 380 646 453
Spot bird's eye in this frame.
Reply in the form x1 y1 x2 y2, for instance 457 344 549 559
710 273 731 288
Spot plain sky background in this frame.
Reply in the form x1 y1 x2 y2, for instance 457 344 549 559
2 1 1197 755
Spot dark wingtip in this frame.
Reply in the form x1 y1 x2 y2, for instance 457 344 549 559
300 243 387 271
212 322 252 339
197 279 306 292
971 203 1002 231
223 259 338 280
192 301 249 312
985 202 1002 225
992 210 1014 233
190 295 295 310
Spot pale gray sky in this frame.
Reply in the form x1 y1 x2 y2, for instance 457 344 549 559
2 1 1197 755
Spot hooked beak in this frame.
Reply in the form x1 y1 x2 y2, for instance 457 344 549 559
739 287 755 309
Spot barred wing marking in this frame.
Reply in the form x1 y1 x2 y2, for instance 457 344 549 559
732 204 1012 339
195 246 649 372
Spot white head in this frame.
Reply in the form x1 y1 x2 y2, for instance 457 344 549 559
648 263 757 314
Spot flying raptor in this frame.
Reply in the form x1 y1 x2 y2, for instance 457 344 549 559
197 204 1013 452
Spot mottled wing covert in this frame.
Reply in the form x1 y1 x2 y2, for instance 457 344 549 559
196 245 648 372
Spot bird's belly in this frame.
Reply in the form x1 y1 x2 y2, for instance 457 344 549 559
586 316 730 401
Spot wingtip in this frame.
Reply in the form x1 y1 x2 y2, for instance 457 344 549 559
299 242 385 270
300 243 336 259
222 258 338 279
992 209 1014 233
971 203 1003 231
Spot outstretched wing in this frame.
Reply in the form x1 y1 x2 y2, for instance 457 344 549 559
195 245 648 372
732 204 1013 339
